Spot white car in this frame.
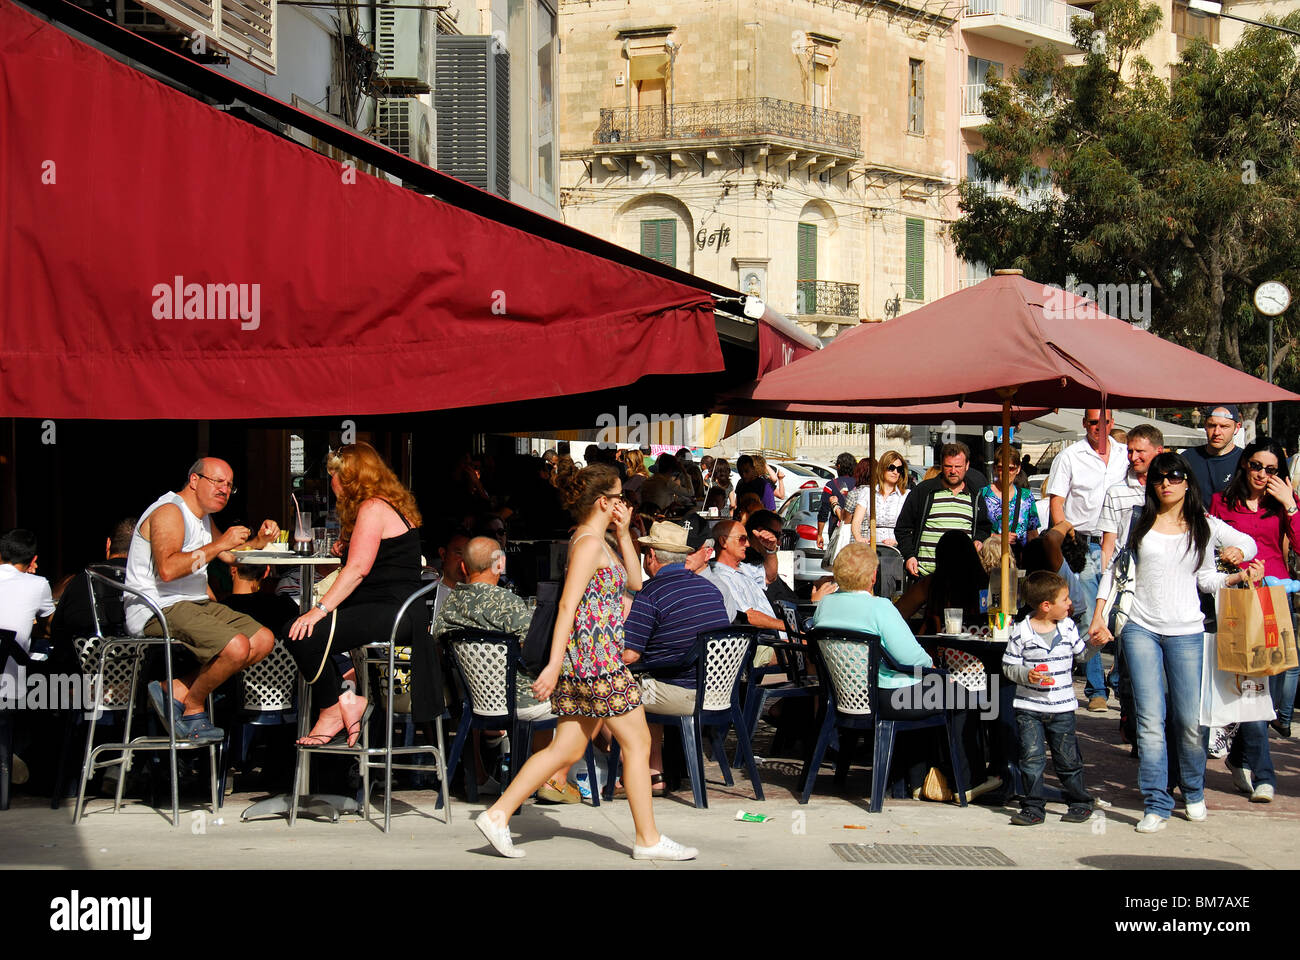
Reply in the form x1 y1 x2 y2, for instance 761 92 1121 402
792 460 836 482
770 461 824 497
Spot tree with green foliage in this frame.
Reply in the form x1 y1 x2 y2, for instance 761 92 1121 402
951 0 1300 433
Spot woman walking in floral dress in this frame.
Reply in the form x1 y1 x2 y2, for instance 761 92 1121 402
476 463 698 861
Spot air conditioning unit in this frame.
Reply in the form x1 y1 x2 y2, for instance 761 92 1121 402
435 35 510 198
375 97 435 167
375 0 434 92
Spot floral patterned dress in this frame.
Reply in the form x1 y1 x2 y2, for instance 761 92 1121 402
552 538 643 719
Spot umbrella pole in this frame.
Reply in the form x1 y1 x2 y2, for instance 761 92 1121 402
998 390 1015 626
869 423 877 550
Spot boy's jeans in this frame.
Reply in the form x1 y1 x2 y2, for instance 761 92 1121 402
1123 624 1206 818
1016 709 1092 815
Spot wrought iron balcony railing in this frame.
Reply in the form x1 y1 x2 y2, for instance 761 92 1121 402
795 280 860 318
595 98 862 157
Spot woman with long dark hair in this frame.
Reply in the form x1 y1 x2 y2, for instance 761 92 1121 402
1210 438 1300 800
475 464 697 861
1092 452 1258 832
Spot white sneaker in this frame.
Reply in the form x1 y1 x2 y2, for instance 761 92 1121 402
1185 800 1207 822
632 834 698 861
1135 813 1168 834
1224 758 1253 795
475 810 525 859
1251 783 1275 803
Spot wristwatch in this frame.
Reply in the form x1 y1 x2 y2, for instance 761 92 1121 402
314 600 329 614
1288 506 1298 516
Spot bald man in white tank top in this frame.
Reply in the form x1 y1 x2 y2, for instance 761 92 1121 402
125 457 280 741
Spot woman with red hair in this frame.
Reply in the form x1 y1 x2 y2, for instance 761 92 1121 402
286 441 431 746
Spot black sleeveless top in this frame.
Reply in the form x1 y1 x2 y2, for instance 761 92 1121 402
341 500 422 607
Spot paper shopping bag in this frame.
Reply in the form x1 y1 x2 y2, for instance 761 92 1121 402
1216 583 1298 677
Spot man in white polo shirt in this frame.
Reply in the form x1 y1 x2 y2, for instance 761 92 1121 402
1046 409 1129 711
0 529 56 787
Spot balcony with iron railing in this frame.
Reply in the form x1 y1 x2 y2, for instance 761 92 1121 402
593 98 862 160
795 280 860 319
962 0 1091 52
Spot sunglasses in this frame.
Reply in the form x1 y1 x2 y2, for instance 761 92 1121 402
1150 469 1188 485
885 463 903 473
1248 460 1280 476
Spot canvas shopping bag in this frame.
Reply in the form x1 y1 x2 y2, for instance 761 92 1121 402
1200 632 1276 727
1216 580 1299 677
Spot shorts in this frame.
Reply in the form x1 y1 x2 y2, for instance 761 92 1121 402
143 600 264 662
552 666 642 719
638 676 696 716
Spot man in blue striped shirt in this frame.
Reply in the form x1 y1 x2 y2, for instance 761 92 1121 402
623 520 731 789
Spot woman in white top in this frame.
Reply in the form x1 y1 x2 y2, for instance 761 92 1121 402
850 451 910 547
1091 452 1259 834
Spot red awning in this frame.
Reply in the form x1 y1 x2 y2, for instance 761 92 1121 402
0 0 723 420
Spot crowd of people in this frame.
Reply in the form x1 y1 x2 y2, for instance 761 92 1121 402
2 405 1298 852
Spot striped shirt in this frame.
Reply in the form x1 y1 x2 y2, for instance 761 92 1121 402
624 564 731 688
916 489 975 575
1002 617 1090 713
1096 469 1146 547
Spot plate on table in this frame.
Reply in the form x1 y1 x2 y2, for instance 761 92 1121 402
936 632 962 638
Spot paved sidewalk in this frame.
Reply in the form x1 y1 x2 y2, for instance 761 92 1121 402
4 686 1299 870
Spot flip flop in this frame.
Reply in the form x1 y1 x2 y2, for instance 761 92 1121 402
297 730 347 747
147 681 184 733
345 701 375 748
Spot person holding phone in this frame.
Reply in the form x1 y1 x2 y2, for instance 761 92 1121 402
475 464 697 861
1209 438 1300 800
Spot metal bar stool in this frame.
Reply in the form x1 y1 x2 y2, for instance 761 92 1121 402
73 569 219 826
289 581 451 831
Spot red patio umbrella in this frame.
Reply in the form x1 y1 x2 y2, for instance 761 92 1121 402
740 272 1300 623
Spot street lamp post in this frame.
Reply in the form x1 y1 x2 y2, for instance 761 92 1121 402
1187 0 1300 38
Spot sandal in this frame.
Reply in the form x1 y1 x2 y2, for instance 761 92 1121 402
613 774 666 799
297 730 346 747
345 701 375 748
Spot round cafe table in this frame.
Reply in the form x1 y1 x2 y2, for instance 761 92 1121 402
231 550 350 822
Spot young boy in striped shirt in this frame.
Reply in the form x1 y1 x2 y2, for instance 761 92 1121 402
1002 570 1104 826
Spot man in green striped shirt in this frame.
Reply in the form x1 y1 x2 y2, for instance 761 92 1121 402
897 442 992 577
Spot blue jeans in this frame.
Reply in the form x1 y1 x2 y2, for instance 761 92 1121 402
1016 709 1092 815
1123 623 1206 818
1078 542 1108 699
1227 721 1276 787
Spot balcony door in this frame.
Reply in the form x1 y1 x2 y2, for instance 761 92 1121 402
797 222 817 314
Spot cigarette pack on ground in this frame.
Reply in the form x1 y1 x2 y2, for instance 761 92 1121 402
735 810 772 823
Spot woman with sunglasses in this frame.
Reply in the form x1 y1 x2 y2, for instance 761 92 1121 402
977 446 1039 562
476 463 697 861
1209 438 1300 797
1092 452 1259 833
850 452 909 549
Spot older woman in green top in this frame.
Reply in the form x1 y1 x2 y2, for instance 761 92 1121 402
811 542 978 796
811 542 933 689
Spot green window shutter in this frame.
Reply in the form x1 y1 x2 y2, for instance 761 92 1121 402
796 222 817 314
640 218 675 267
905 217 924 301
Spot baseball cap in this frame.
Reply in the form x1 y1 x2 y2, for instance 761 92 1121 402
679 512 716 551
1203 404 1240 423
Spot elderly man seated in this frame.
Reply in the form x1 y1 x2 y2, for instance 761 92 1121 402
620 520 731 793
433 535 580 804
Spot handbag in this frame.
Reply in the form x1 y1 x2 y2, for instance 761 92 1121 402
920 766 954 803
1101 506 1143 637
1200 632 1276 726
521 580 561 678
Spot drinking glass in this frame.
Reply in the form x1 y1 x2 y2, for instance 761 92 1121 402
943 608 963 635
